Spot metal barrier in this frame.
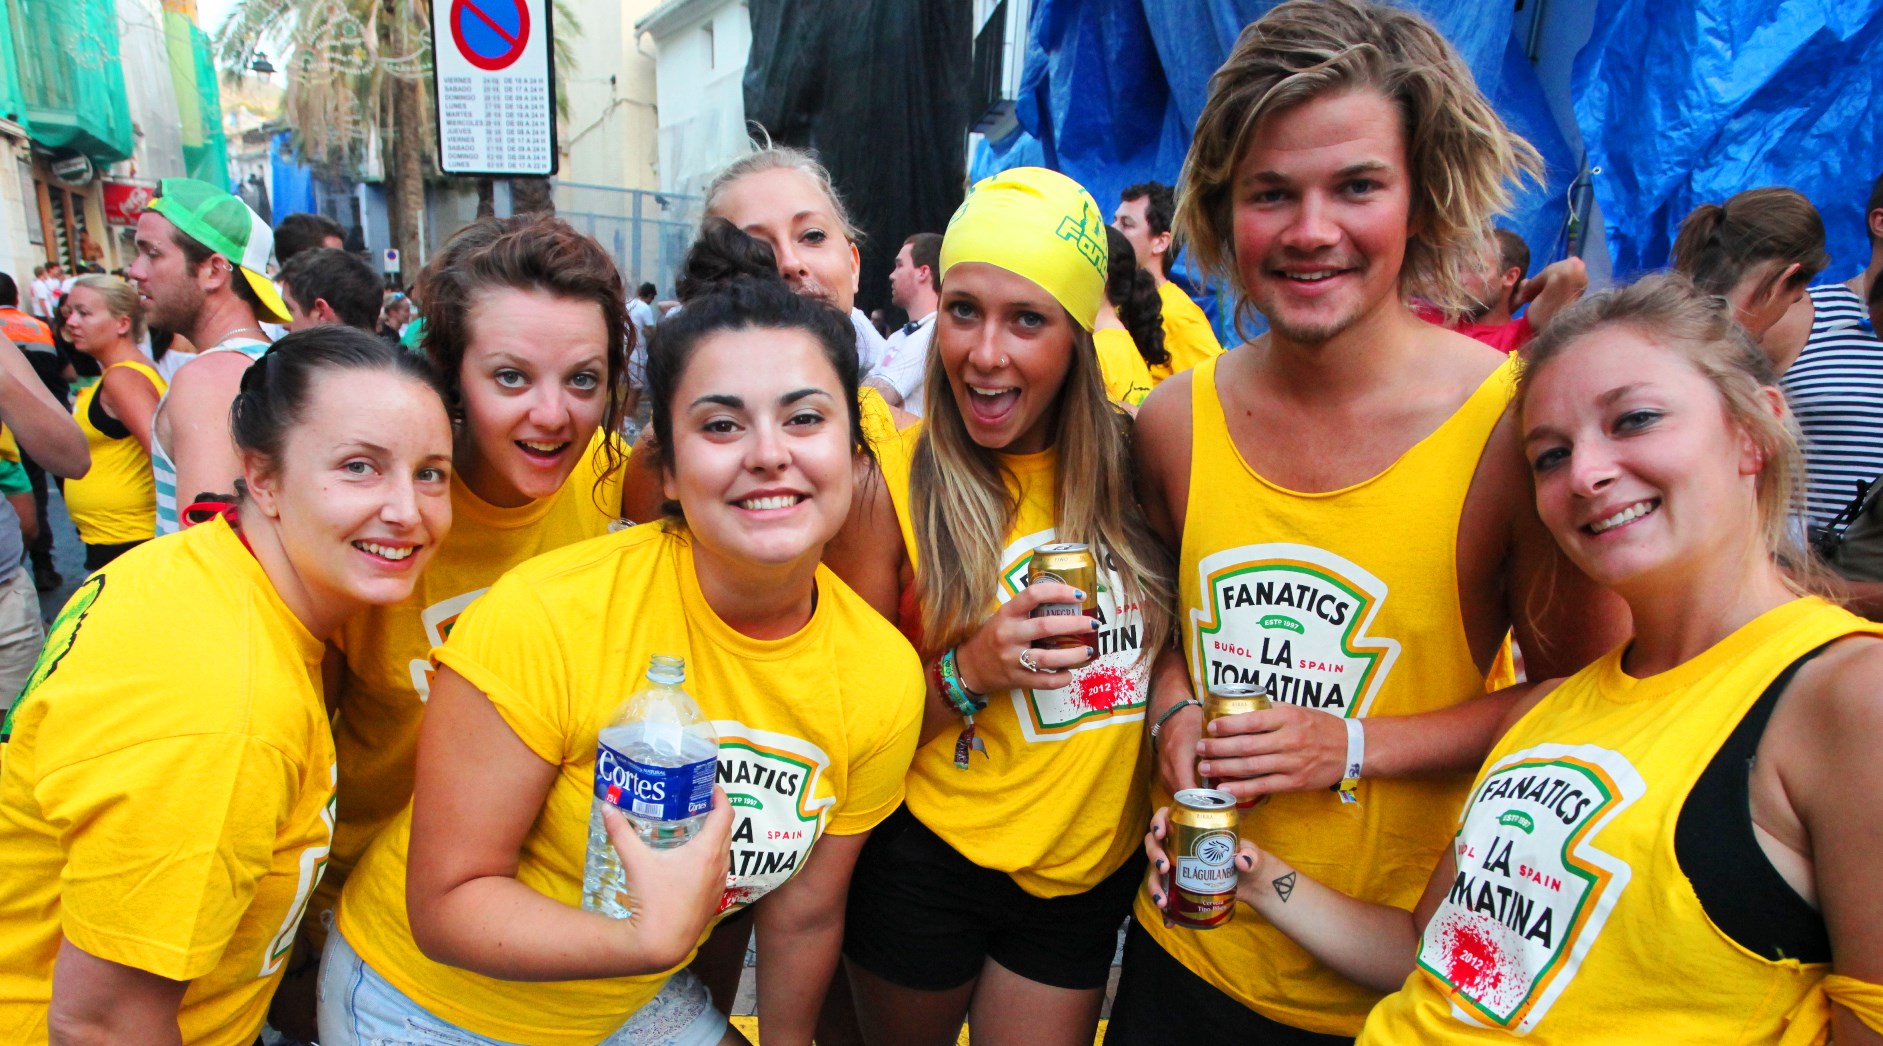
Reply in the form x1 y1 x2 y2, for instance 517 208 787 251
552 181 703 298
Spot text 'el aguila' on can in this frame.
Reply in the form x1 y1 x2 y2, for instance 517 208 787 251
1027 542 1098 652
1205 682 1272 809
1171 787 1241 929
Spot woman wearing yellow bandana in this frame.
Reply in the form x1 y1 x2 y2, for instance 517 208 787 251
826 167 1175 1046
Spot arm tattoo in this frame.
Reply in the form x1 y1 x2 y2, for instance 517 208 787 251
1272 871 1297 903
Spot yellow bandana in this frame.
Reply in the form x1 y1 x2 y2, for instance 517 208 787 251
940 167 1108 330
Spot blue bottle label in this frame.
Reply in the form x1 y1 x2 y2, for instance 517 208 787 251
594 741 716 821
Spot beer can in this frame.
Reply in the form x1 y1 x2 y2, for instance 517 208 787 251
1205 682 1272 809
1026 542 1099 652
1170 788 1241 929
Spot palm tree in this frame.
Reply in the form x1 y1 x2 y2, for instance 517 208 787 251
215 0 576 264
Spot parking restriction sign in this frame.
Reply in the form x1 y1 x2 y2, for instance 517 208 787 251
431 0 557 176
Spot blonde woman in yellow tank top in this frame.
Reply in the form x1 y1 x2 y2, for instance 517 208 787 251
821 168 1174 1046
1143 275 1883 1043
61 275 165 569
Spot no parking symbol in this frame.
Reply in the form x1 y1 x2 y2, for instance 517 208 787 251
449 0 530 71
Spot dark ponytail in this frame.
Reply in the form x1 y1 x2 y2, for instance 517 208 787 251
226 325 448 499
1104 225 1170 369
1671 189 1828 304
676 218 784 302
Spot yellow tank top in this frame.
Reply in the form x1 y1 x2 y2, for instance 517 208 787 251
1361 597 1882 1043
1141 354 1516 1034
65 361 165 546
879 424 1151 897
1094 327 1153 407
312 434 624 934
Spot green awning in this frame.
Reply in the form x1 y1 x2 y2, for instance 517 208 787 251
0 0 27 132
184 24 229 187
5 0 134 163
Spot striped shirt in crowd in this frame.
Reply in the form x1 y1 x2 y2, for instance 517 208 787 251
1781 284 1883 531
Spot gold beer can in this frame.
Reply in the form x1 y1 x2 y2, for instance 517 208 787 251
1170 787 1241 928
1026 542 1099 653
1205 682 1272 809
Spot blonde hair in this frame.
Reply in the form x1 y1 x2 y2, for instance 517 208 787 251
69 274 145 344
908 311 1174 662
1176 0 1542 330
702 138 862 244
1517 272 1827 595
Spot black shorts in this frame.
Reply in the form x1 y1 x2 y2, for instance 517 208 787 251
842 805 1142 992
83 540 142 571
1104 918 1353 1045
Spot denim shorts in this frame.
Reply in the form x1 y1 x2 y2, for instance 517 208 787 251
316 930 729 1046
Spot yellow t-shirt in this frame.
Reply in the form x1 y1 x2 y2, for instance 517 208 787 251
315 433 626 932
64 360 165 546
336 524 923 1045
858 383 902 442
1094 327 1153 407
1362 598 1883 1043
0 520 332 1046
878 423 1152 898
1149 280 1223 384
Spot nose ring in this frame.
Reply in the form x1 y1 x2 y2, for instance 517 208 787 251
997 355 1009 368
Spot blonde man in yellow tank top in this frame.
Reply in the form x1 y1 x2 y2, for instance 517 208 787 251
1107 3 1629 1042
1145 274 1883 1044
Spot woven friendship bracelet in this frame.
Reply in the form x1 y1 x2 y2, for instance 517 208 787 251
937 647 987 716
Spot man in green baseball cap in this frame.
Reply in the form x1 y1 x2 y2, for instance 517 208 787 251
128 178 281 534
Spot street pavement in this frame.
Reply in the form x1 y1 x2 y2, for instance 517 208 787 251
36 483 89 623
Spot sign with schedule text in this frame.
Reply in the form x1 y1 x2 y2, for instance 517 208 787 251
430 0 558 176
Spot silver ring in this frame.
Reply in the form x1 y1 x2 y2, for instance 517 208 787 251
1018 648 1044 673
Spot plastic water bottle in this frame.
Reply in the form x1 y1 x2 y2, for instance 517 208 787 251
581 655 719 918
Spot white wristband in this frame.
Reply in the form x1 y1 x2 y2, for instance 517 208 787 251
1337 717 1365 804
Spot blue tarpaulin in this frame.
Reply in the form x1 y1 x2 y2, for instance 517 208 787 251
1574 0 1883 279
978 0 1883 295
973 0 1578 337
270 133 318 219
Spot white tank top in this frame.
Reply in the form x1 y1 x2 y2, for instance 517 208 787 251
151 336 269 535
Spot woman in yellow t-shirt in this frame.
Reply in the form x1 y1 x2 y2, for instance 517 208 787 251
307 216 632 985
822 168 1175 1046
700 144 889 392
323 266 924 1046
60 274 165 568
1093 226 1162 410
0 327 454 1046
620 146 907 525
1145 275 1883 1043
